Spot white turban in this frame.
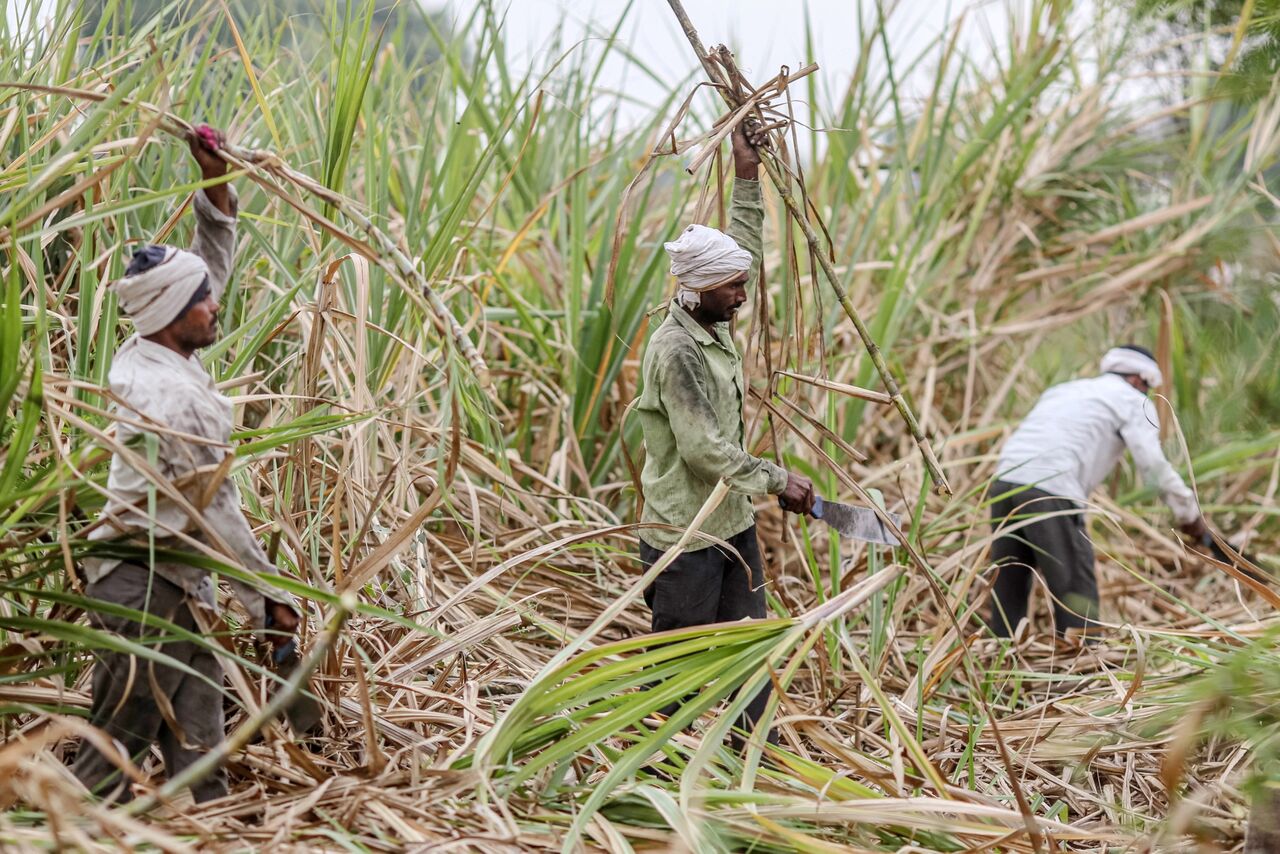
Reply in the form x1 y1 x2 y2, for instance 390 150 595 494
112 247 209 336
1101 347 1163 388
664 224 752 309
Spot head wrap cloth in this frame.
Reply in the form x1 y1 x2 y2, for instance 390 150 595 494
1100 347 1163 388
111 247 209 335
663 224 752 310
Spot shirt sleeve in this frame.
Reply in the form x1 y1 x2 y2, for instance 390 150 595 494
200 478 297 628
725 178 764 282
190 186 239 302
1119 397 1201 525
657 342 788 496
155 394 297 626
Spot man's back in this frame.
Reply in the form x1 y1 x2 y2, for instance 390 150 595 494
997 373 1149 503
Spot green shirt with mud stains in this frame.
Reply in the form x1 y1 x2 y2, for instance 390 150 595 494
636 178 788 553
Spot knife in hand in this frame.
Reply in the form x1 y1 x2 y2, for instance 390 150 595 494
810 495 901 546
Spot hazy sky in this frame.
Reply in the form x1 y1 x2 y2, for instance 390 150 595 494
453 0 1033 124
7 0 1058 128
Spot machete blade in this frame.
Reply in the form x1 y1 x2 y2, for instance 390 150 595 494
813 496 901 546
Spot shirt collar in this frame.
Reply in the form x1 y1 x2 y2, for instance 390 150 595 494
1101 371 1147 397
668 300 732 349
122 334 212 381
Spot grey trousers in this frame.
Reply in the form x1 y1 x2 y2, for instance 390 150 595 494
72 563 227 804
989 481 1099 638
639 525 777 745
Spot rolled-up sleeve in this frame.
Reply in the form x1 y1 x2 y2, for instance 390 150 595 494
726 178 764 281
190 186 239 301
1120 398 1201 525
657 342 787 496
200 478 297 628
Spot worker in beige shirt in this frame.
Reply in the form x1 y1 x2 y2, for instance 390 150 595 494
73 124 299 804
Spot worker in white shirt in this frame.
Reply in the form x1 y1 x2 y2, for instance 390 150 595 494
73 124 299 804
989 345 1209 638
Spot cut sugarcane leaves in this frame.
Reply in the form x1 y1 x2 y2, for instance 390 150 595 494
2 0 1279 850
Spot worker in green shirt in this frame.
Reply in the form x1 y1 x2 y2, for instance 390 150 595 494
635 120 815 742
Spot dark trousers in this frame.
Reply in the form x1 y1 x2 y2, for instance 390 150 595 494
1247 785 1280 852
72 563 227 804
989 480 1098 638
639 525 776 744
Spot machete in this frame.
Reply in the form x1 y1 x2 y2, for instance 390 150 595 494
799 495 901 546
263 616 323 734
1196 531 1268 584
261 527 322 733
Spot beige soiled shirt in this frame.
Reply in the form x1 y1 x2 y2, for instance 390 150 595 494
636 179 789 553
85 188 295 628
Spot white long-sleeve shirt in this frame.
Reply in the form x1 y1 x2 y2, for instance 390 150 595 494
84 188 295 628
997 373 1200 525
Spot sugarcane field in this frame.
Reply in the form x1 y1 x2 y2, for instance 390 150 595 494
4 0 1280 850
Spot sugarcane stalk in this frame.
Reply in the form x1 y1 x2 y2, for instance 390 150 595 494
662 1 951 494
218 141 492 390
0 82 491 390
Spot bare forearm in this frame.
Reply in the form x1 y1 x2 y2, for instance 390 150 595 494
726 179 764 275
189 124 232 216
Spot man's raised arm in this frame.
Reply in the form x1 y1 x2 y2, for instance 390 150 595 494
725 121 765 282
187 125 239 301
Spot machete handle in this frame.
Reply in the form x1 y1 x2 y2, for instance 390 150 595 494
777 495 824 518
273 637 297 665
264 609 298 664
1199 532 1269 583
